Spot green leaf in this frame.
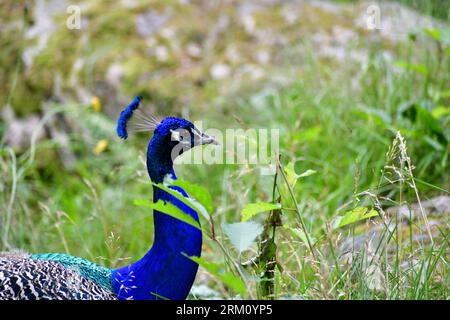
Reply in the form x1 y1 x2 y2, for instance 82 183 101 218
185 255 246 296
431 106 450 119
416 106 443 133
359 106 392 126
134 199 201 230
333 207 378 229
395 61 429 75
153 182 211 222
423 136 444 151
284 162 298 187
298 169 317 179
284 162 317 188
424 28 441 41
301 126 322 142
241 202 281 222
222 221 264 253
415 104 447 143
173 179 214 214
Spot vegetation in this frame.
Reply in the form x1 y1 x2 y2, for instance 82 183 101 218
0 0 448 299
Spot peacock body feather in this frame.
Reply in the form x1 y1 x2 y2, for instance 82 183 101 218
0 252 115 300
0 97 217 300
30 253 113 291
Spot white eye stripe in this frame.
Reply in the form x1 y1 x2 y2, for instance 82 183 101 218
171 129 181 141
171 129 193 144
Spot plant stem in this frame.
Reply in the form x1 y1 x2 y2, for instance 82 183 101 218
276 156 317 260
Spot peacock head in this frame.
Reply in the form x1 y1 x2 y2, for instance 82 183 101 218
117 96 217 161
155 117 217 157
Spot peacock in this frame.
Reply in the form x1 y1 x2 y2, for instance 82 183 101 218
0 96 217 300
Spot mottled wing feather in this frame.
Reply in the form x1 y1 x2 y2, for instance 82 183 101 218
0 258 117 300
31 253 113 291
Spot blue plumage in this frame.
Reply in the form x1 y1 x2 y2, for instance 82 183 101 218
112 116 203 300
116 96 142 139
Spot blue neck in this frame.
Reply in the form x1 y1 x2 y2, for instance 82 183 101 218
112 136 202 300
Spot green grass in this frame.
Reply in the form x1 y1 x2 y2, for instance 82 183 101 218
0 4 449 300
396 0 450 21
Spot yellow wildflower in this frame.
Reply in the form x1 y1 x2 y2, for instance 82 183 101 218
94 139 108 155
91 96 101 112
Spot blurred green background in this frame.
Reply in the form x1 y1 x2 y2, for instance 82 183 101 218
0 0 449 299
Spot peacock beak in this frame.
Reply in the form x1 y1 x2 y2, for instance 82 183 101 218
192 127 218 146
190 126 219 146
199 132 219 145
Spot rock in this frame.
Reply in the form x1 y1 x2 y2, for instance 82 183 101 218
190 284 223 299
210 63 231 80
186 43 202 58
256 50 270 65
155 45 169 62
386 196 450 221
